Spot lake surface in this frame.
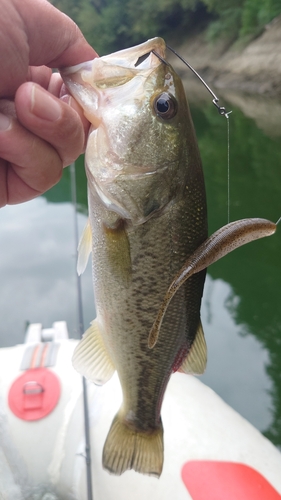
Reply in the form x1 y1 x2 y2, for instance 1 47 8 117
0 88 280 450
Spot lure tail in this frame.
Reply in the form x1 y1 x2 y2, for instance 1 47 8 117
148 218 276 349
102 413 164 477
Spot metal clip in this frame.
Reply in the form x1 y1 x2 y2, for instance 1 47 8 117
213 99 227 116
153 44 232 118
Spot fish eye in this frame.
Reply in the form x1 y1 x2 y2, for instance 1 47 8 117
153 92 177 120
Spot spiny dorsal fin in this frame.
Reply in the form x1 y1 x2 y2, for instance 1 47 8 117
77 218 92 276
72 319 115 385
178 320 207 375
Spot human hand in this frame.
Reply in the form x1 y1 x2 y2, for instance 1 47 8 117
0 0 97 207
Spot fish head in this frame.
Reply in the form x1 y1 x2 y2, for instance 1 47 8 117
61 38 194 225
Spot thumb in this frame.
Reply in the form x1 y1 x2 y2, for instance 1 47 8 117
17 0 97 67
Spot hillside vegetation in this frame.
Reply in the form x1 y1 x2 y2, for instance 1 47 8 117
51 0 281 55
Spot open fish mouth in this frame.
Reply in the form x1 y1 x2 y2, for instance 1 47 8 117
62 37 166 81
60 38 167 124
60 37 180 225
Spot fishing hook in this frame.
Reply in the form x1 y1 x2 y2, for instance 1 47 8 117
152 46 231 117
152 50 168 66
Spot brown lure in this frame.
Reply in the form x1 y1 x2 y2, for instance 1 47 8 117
148 218 277 349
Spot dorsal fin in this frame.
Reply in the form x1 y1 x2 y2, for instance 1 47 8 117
178 320 207 375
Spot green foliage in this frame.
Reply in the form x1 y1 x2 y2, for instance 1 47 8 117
190 98 281 447
240 0 281 37
51 0 281 53
206 7 243 41
76 0 101 49
203 0 244 12
240 0 260 36
51 0 208 54
204 0 281 42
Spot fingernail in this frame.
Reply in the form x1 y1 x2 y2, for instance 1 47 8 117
60 94 72 106
0 113 11 131
31 84 62 121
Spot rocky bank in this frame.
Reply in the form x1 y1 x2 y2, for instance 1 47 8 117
171 15 281 97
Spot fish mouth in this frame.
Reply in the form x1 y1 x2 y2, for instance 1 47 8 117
60 38 167 122
62 37 166 79
61 38 177 225
93 37 167 80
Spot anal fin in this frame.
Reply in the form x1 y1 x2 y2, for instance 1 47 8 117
72 319 115 385
178 320 207 375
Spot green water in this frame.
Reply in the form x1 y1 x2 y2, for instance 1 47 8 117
0 91 280 449
191 92 281 447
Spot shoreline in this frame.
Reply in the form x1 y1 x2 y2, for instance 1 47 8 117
170 15 281 98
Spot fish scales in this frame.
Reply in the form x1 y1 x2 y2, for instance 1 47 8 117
61 37 276 478
89 180 207 430
61 37 208 476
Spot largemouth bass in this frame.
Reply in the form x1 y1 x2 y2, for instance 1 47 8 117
61 38 276 477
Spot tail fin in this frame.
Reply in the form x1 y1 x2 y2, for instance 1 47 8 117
102 413 164 477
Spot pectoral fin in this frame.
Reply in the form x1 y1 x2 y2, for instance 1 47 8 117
178 320 207 375
72 319 115 385
77 218 92 276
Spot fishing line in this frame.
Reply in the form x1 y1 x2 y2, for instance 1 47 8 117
165 45 231 116
153 45 233 223
70 162 94 500
225 111 232 223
